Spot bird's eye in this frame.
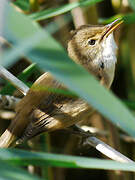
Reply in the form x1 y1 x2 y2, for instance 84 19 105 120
88 39 96 45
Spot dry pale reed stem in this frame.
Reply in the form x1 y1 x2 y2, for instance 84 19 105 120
87 137 134 163
67 126 134 163
69 0 87 28
0 65 29 95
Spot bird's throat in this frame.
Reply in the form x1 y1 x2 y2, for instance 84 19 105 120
101 33 117 69
100 33 117 88
92 33 117 88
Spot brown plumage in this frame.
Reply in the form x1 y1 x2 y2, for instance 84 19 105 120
0 19 122 147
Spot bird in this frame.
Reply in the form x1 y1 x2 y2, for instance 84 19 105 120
0 18 123 147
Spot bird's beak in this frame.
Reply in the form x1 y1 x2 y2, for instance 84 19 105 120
101 18 123 40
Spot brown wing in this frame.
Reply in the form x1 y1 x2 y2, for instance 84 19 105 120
1 72 66 147
16 98 93 144
16 72 65 112
3 72 92 146
15 73 93 143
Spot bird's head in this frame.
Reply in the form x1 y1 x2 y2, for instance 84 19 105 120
68 18 123 87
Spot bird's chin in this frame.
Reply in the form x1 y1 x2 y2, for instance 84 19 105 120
101 33 117 69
